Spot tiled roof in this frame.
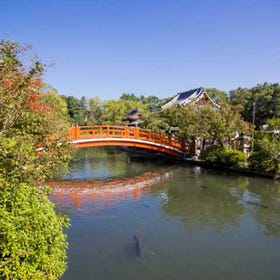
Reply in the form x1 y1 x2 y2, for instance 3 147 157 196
161 87 220 110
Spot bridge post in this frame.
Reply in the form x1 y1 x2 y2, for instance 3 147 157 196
74 126 79 140
107 125 110 137
125 126 129 137
134 127 140 139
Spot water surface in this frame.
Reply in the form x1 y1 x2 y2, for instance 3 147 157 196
51 147 280 280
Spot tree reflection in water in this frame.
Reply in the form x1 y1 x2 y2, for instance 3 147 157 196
53 146 280 238
159 166 280 236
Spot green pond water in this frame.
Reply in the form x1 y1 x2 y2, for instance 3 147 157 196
50 147 280 280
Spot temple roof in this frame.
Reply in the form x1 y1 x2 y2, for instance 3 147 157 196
161 87 220 110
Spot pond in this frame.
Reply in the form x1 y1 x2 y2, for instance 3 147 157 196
50 147 280 280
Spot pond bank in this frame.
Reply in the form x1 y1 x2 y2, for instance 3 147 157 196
184 158 277 179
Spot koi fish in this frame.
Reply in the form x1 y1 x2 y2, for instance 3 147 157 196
134 235 143 258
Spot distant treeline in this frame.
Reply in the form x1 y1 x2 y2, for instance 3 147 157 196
52 82 280 128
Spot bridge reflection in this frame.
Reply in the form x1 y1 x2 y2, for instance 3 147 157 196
49 171 174 210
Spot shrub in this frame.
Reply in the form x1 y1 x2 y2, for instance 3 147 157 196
0 182 69 280
200 145 247 168
248 150 279 174
199 145 225 164
223 149 248 168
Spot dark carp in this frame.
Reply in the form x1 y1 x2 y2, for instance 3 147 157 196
134 235 143 258
244 200 268 208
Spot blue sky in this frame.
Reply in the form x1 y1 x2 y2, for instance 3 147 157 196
1 0 279 100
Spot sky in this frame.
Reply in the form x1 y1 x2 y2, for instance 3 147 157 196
1 0 279 100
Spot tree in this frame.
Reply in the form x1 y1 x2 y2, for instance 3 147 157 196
87 96 102 125
0 40 71 279
145 103 250 146
63 96 84 125
120 93 139 102
206 88 228 105
229 83 280 126
101 98 148 125
80 96 88 124
120 93 163 112
41 84 69 131
249 118 280 175
0 44 71 182
139 95 162 112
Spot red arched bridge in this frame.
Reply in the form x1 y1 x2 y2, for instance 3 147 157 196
68 126 189 157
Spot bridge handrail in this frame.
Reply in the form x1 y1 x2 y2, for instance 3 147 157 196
68 125 187 152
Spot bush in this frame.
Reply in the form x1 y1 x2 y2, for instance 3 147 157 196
200 145 247 168
223 149 248 168
199 145 225 164
0 183 69 280
248 150 279 174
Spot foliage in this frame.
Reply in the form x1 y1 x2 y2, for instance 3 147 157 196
199 145 225 163
249 118 280 174
0 182 69 280
0 40 70 279
206 88 228 105
87 97 102 125
139 95 162 112
200 145 247 167
41 84 69 130
0 134 71 183
248 150 277 173
142 111 170 132
62 95 86 125
146 103 250 145
119 93 139 102
60 93 163 127
0 41 72 184
229 82 280 126
223 149 248 168
120 93 162 111
101 98 148 125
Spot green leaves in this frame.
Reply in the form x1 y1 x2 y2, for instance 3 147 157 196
0 183 69 280
200 145 248 168
101 99 148 125
229 82 280 126
0 40 71 279
146 103 250 145
249 118 280 175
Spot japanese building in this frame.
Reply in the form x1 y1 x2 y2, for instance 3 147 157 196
161 87 220 110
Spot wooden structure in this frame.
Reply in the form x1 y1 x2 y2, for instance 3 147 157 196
161 87 221 156
122 108 143 127
68 125 188 157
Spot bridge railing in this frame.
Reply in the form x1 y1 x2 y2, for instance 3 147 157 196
68 126 188 153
